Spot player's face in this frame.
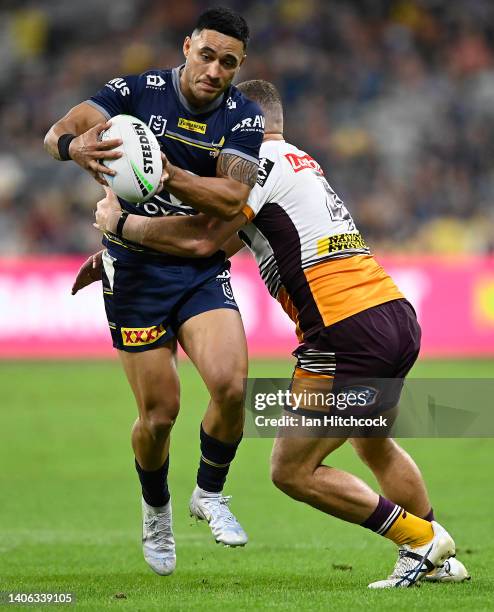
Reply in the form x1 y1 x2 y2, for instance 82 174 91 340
182 29 245 107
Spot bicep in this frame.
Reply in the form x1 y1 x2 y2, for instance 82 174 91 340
216 152 258 199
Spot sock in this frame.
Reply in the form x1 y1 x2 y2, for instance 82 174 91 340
422 507 435 522
197 425 242 493
135 456 170 507
361 495 433 547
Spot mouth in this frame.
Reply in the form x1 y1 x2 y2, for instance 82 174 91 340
198 81 220 93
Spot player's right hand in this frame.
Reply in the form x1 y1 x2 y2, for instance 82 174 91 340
71 249 104 295
68 122 122 185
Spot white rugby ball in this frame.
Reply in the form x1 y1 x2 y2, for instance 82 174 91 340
100 114 162 203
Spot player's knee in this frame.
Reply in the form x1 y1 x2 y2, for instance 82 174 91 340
139 396 180 440
352 437 397 467
142 411 176 441
210 372 245 410
270 461 306 499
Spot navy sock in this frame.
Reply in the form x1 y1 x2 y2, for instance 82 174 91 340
135 456 170 507
422 507 435 522
197 425 242 493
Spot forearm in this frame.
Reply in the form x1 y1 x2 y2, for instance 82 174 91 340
166 166 248 220
44 119 75 160
101 207 246 257
44 102 106 160
123 214 207 257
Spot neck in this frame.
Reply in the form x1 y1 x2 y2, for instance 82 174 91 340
179 68 202 109
263 132 284 142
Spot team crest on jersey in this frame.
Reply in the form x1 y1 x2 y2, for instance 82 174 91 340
178 118 207 134
146 74 166 89
256 158 274 187
338 386 379 408
148 115 167 137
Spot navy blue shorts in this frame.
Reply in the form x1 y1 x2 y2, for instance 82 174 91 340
101 243 239 352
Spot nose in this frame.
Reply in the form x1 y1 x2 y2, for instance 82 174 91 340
205 59 222 81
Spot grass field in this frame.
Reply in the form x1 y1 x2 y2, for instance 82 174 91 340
1 359 493 611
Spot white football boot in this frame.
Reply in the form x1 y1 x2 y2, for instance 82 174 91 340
189 485 248 547
368 521 455 588
141 497 176 575
424 557 471 583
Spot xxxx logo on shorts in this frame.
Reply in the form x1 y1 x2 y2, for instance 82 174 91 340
121 324 166 346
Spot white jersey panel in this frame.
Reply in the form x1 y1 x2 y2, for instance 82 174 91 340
241 140 369 295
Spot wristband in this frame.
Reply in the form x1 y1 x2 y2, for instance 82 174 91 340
115 211 129 238
57 134 76 161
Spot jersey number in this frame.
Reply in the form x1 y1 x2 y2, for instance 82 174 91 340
318 176 355 231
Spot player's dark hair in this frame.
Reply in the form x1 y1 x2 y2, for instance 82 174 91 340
236 80 282 113
193 7 249 48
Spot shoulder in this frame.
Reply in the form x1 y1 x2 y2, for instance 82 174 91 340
225 86 264 126
132 69 171 92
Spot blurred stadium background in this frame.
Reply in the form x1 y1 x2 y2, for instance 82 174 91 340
1 1 493 609
0 0 494 357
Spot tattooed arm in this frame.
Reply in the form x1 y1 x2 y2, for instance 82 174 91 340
161 151 258 220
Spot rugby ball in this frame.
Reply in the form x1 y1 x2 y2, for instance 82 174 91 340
100 114 162 203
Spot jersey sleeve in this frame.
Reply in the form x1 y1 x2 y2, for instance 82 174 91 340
86 75 138 119
242 155 277 220
222 100 264 165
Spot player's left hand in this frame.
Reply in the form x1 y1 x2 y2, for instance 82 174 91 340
94 186 122 233
71 249 104 295
157 152 175 193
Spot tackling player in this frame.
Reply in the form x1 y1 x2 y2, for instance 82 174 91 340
88 80 470 588
45 8 264 576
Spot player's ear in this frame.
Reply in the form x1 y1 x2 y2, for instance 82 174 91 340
183 36 191 59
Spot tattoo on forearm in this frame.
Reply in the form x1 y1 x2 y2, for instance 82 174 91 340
217 153 258 188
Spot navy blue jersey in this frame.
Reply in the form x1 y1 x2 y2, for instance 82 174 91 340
87 66 264 256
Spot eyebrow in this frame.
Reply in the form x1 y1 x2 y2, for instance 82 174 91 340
199 46 240 63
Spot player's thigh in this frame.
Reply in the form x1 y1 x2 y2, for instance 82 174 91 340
118 340 180 421
178 308 248 399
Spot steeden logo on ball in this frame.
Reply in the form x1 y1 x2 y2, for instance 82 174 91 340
101 114 162 203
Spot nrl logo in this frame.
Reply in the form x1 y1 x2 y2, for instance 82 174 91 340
148 115 167 137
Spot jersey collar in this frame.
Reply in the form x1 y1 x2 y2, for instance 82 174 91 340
172 65 226 115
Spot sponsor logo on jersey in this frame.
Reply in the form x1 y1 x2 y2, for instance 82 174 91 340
148 115 167 137
121 324 167 346
178 118 207 134
106 78 130 97
316 232 367 255
227 96 237 110
146 74 166 89
231 115 265 132
256 158 274 187
285 153 324 174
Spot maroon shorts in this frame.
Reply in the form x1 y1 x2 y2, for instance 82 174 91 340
292 299 421 413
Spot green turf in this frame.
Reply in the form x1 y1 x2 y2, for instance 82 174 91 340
0 359 493 610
